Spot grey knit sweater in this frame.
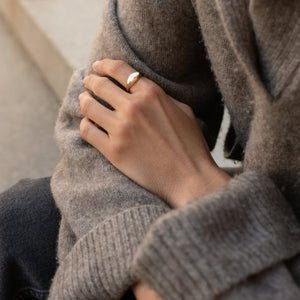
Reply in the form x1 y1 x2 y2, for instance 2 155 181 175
49 0 300 299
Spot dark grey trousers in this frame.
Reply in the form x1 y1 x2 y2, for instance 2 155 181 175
0 178 60 300
0 178 137 300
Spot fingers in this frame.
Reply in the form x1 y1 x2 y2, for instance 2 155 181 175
92 59 149 93
80 117 109 155
79 92 117 132
83 74 129 109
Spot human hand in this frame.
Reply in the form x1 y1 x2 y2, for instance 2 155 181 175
80 59 230 208
132 280 163 300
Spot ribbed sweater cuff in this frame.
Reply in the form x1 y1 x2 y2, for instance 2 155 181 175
132 171 300 300
48 205 168 300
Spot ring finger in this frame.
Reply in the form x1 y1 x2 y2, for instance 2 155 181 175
92 59 150 94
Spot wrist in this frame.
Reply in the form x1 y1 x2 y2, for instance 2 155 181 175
171 164 231 208
132 281 163 300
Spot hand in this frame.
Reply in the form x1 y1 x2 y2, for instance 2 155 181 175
80 59 230 208
132 281 163 300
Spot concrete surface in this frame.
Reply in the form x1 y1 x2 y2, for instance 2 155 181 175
0 0 103 100
0 15 60 193
0 0 238 195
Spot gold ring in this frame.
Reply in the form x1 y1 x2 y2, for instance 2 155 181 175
126 72 143 93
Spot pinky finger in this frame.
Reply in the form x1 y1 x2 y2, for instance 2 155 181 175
80 117 110 155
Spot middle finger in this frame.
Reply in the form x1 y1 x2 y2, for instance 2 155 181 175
79 91 116 132
84 74 129 109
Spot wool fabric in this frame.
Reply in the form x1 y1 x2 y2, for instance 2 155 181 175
49 0 300 299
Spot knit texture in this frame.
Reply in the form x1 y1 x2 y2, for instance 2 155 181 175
49 0 223 298
220 264 300 300
49 0 300 299
132 1 300 299
49 205 167 299
132 171 300 300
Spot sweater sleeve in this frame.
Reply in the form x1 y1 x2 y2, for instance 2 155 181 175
131 0 300 299
49 0 223 299
131 171 300 299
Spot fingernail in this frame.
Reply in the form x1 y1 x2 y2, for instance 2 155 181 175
93 61 100 70
78 92 85 100
83 76 88 84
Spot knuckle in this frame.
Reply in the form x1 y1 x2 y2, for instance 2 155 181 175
117 120 133 137
95 60 104 71
183 103 193 112
101 58 112 65
111 141 125 161
99 58 112 69
94 77 110 94
80 119 90 140
85 75 95 87
109 60 125 75
80 97 92 116
183 103 194 115
141 84 161 102
84 74 92 88
187 106 194 115
126 101 144 119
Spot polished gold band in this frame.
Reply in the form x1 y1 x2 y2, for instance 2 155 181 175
126 72 143 92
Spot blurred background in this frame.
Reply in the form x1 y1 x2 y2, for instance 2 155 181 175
0 0 238 193
0 0 103 192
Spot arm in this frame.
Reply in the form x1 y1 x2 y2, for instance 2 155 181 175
129 1 300 299
76 54 300 300
49 0 223 299
131 171 300 300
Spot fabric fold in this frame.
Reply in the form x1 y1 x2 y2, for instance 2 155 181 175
50 0 224 297
48 205 168 300
132 171 300 300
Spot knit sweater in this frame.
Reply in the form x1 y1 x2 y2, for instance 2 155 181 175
49 0 300 299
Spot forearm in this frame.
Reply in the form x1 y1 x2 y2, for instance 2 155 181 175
132 171 300 300
133 281 163 300
129 0 300 298
52 0 221 243
50 0 222 298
